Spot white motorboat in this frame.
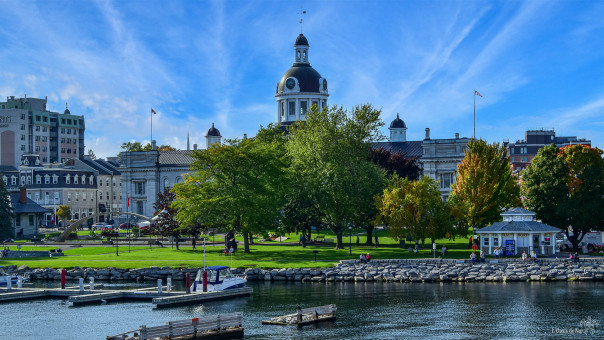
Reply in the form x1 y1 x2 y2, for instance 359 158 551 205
190 266 246 293
0 266 28 287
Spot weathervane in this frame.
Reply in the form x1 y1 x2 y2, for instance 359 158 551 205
298 6 306 33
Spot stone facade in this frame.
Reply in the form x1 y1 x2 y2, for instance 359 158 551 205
119 146 193 218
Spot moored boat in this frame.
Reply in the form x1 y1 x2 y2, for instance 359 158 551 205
0 266 28 287
191 266 247 293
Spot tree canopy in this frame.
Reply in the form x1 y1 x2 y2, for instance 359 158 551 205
449 139 521 234
522 144 604 250
173 124 289 252
120 142 175 152
153 187 181 249
287 104 387 249
376 176 452 245
0 175 14 240
369 147 422 180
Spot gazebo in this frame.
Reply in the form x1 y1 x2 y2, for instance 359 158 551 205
477 208 561 256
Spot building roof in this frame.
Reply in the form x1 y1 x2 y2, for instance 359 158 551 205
389 113 407 129
0 165 17 173
501 207 535 215
371 141 423 158
206 123 221 137
9 193 48 214
80 159 111 175
477 221 561 234
294 33 309 46
277 64 323 93
159 150 194 166
95 159 121 175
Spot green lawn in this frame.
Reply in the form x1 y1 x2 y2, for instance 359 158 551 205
0 238 477 270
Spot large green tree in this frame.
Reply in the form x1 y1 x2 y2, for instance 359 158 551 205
287 104 387 249
376 176 452 245
522 144 604 250
0 175 14 240
449 139 521 236
173 124 289 253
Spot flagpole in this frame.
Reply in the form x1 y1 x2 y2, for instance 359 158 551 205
473 90 476 140
150 108 153 143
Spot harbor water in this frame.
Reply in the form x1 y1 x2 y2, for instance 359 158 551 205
0 281 602 339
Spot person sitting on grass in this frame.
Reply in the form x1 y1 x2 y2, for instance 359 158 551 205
359 253 366 263
366 253 371 262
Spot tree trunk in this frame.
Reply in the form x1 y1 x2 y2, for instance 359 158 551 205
365 226 374 245
175 236 180 250
243 231 250 253
335 231 344 249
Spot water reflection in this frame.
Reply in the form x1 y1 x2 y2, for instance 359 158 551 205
0 281 602 339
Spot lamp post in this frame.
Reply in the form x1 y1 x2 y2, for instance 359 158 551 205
348 225 352 256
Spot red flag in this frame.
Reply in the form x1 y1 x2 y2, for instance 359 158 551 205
127 196 130 207
474 90 483 97
151 108 157 114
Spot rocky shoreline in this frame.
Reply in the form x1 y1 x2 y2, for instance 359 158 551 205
3 258 604 283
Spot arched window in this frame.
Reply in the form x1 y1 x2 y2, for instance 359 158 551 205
163 178 169 190
20 176 25 185
26 176 32 185
36 175 41 184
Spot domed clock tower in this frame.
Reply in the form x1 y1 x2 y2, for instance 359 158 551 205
275 34 329 126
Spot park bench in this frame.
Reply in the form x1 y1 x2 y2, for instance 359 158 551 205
148 240 164 247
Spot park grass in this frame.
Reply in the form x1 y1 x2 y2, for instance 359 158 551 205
0 239 476 270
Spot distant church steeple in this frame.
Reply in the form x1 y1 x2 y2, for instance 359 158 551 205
187 131 190 151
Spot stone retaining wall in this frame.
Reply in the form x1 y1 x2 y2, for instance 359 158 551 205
3 258 604 283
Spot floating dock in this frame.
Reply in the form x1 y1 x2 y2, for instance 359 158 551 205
262 304 336 327
107 312 244 340
0 285 252 308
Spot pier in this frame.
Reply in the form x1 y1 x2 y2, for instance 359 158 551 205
0 280 252 308
107 312 244 339
262 304 337 327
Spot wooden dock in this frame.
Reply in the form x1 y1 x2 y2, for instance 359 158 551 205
262 304 336 327
0 286 252 308
107 312 244 340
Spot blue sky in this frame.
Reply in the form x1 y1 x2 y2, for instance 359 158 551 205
0 0 602 158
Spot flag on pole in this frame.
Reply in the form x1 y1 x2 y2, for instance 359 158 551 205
474 90 483 97
151 108 157 114
127 196 130 207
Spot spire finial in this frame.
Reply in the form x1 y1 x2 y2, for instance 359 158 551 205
397 113 399 119
212 122 215 128
298 6 306 33
187 131 190 151
66 102 68 110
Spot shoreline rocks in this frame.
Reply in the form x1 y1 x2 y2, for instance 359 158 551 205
2 259 603 283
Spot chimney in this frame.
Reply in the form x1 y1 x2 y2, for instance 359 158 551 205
151 140 157 150
20 186 27 204
455 133 459 139
193 144 198 151
425 128 430 140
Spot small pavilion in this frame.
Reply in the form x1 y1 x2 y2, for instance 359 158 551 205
477 208 561 256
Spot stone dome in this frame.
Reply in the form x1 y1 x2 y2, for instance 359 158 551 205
206 123 221 137
276 65 324 93
389 113 406 129
294 34 309 46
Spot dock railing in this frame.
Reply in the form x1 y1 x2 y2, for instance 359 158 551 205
107 312 243 340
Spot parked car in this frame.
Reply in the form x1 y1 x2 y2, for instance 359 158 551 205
119 222 136 229
91 222 107 230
